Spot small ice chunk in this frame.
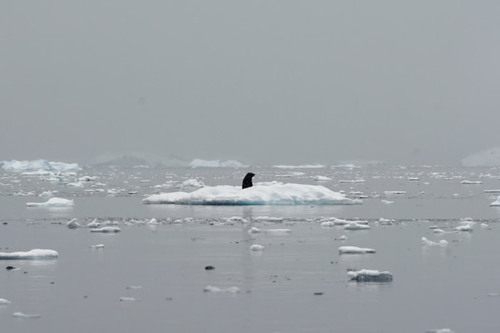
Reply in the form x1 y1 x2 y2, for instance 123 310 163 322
90 244 105 249
248 227 261 234
0 249 59 260
0 298 12 305
26 197 74 208
489 196 500 206
425 329 455 333
454 225 473 232
313 175 331 181
338 235 348 241
344 222 370 230
12 312 41 318
432 229 446 234
250 244 265 251
120 297 141 302
86 219 101 228
203 285 240 293
421 237 448 247
265 229 291 235
339 246 376 254
347 269 393 282
460 180 482 185
320 221 335 227
480 223 489 228
90 227 121 233
66 218 80 229
147 218 159 225
126 285 143 290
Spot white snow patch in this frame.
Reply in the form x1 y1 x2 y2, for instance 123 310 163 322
0 249 58 260
142 183 361 206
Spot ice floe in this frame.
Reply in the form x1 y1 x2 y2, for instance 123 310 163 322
66 218 80 229
250 244 265 251
339 246 376 254
460 180 482 185
0 249 59 260
26 197 74 208
347 269 393 282
203 285 241 293
12 312 41 319
490 196 500 207
120 297 141 302
90 226 121 233
180 178 205 188
344 222 371 230
142 183 361 205
425 329 455 333
0 298 12 305
421 237 448 247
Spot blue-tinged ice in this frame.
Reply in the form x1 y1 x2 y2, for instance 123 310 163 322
142 183 361 206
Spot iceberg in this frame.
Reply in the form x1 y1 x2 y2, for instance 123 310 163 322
339 246 376 254
347 269 393 282
1 159 80 172
142 183 361 206
26 197 74 208
0 249 59 260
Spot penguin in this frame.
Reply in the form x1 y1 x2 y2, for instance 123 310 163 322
242 172 255 189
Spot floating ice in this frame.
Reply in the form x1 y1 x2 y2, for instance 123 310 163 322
425 329 455 333
344 222 370 230
87 219 101 228
1 159 80 172
142 183 361 206
66 218 80 229
248 227 261 234
90 244 105 249
203 285 241 293
384 191 407 195
250 244 265 251
253 216 284 222
26 197 74 208
0 298 12 305
339 246 376 254
189 159 246 168
181 178 205 188
338 179 365 183
120 297 141 302
460 180 482 185
347 269 393 282
454 224 473 232
490 196 500 207
421 237 448 247
12 312 41 318
265 228 291 235
313 175 331 181
90 227 121 233
0 249 58 260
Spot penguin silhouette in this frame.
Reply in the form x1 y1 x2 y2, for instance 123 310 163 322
242 172 255 189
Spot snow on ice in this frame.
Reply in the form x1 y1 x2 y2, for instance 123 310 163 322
142 183 362 205
0 249 59 260
26 197 74 208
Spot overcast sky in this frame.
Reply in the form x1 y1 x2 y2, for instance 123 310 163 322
1 1 499 166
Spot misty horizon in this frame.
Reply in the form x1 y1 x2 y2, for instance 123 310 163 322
2 2 499 166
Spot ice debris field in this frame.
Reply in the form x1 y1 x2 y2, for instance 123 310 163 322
1 159 500 332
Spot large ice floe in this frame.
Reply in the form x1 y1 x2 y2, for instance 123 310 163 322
0 249 59 260
1 159 80 172
142 182 361 205
26 197 74 208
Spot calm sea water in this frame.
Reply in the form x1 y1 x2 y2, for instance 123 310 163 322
1 166 500 332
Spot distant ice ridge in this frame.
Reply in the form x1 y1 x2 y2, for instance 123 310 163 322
26 197 74 208
1 159 80 172
462 147 500 167
189 159 247 168
273 164 325 169
142 183 362 206
0 249 58 260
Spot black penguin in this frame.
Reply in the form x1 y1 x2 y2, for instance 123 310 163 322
242 172 255 189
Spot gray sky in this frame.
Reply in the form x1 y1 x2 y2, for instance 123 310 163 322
1 1 499 166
